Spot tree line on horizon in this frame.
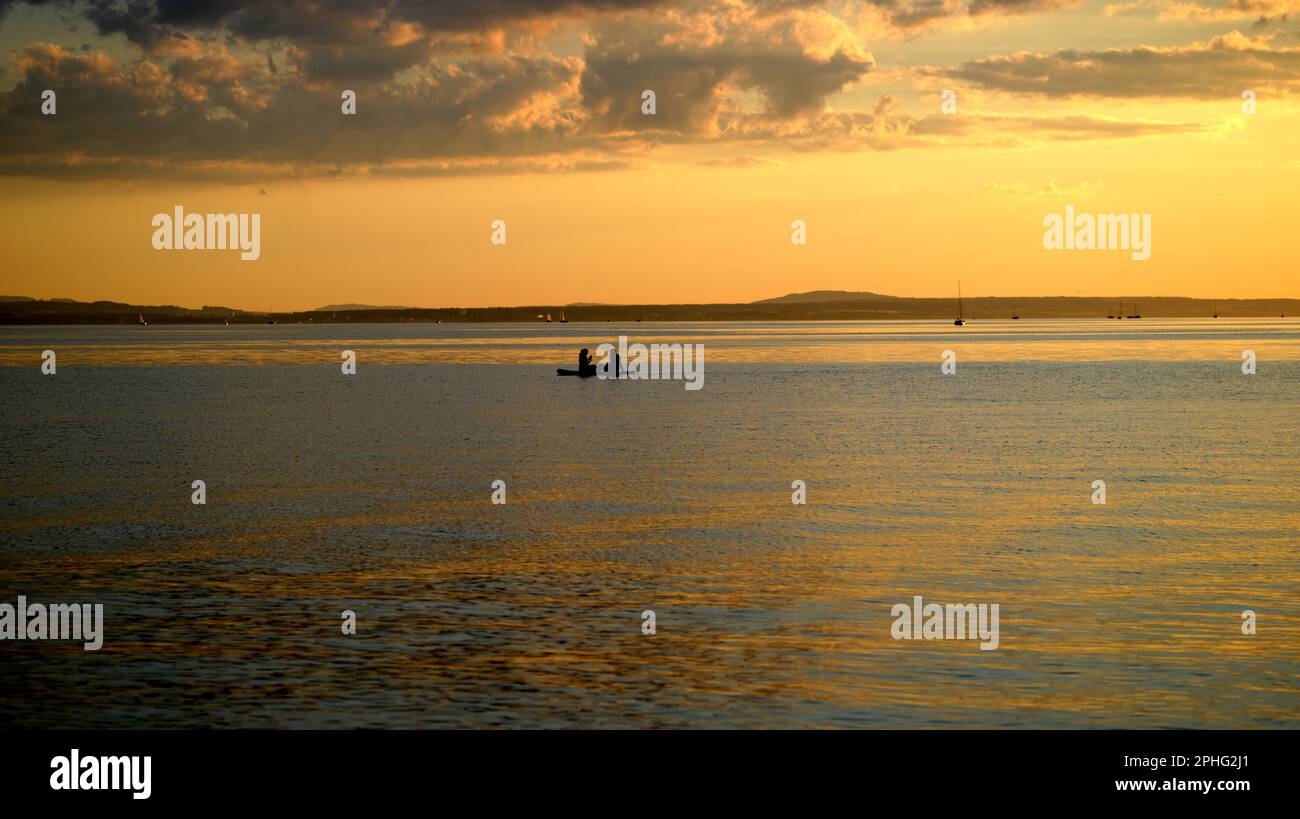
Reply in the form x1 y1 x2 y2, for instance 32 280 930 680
1 294 1295 324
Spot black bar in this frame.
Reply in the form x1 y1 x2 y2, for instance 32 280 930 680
0 730 1280 807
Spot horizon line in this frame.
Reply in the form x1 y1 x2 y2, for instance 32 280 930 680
8 293 1300 315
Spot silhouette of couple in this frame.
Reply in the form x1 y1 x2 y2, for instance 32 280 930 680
576 347 619 378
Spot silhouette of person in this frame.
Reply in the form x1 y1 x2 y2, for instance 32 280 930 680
578 347 596 376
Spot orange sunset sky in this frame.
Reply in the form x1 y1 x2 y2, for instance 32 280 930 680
0 0 1297 311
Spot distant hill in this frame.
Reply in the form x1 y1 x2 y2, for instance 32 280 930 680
0 297 252 325
315 303 415 312
2 294 1297 324
754 290 896 304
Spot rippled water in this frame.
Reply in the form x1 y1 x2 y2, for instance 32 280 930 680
2 318 1299 365
1 321 1297 728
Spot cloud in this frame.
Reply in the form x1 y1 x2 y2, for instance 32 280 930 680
0 3 885 179
0 1 671 45
0 2 1246 180
580 3 874 135
968 0 1082 16
892 109 1208 149
694 154 780 167
857 0 1082 33
942 32 1300 98
985 178 1104 197
1154 1 1300 24
0 41 590 165
367 154 637 176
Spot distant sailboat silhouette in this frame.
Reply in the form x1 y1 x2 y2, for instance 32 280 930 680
1011 303 1019 320
953 282 966 326
1127 303 1141 319
1213 301 1218 318
559 311 568 323
546 312 553 323
138 313 147 325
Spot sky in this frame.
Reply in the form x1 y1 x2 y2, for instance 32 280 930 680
0 0 1296 311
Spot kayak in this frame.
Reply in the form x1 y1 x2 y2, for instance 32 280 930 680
557 368 597 377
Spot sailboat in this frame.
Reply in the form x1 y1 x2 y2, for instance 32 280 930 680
1127 303 1141 319
559 311 568 324
1011 303 1019 320
1212 301 1218 318
138 313 147 326
546 312 552 322
953 283 966 326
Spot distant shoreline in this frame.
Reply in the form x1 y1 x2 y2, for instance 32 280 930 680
2 296 1296 325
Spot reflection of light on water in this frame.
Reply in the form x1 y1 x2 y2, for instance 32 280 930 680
2 319 1299 365
1 325 1298 728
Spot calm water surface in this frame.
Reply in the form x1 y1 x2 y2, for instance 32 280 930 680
1 320 1297 728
